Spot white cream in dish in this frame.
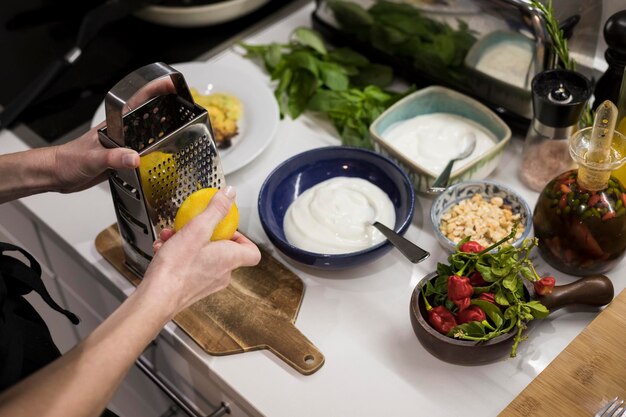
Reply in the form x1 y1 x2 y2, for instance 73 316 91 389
475 40 534 89
381 113 496 176
283 177 396 254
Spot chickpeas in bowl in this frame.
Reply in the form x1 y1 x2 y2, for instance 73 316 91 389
431 180 532 253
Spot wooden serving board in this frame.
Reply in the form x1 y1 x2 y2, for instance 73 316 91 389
95 225 324 375
500 288 626 416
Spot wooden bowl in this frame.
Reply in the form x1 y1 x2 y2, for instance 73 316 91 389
409 272 614 365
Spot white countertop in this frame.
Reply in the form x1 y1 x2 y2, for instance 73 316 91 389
3 3 626 417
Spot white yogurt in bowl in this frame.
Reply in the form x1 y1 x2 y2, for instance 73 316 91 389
381 113 496 177
283 177 396 254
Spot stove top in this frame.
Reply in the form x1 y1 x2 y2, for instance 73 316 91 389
0 0 296 145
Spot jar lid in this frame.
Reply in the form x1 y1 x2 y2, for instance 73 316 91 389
531 69 592 128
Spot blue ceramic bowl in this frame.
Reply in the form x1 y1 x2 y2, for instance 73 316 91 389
369 86 511 195
430 180 532 253
258 146 415 269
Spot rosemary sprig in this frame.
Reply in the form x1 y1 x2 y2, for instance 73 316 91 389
530 0 575 70
530 0 594 127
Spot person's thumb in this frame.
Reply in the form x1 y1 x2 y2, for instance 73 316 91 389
177 187 236 244
101 148 140 171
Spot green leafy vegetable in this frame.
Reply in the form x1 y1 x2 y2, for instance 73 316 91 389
425 226 552 358
292 27 327 55
239 27 410 148
472 300 504 329
327 0 477 83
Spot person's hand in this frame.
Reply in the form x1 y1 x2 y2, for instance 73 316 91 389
138 187 261 316
50 127 139 193
50 78 176 194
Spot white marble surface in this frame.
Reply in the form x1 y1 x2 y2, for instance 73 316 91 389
2 3 626 416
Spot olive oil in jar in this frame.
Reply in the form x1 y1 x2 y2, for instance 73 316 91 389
610 68 626 184
611 117 626 184
533 101 626 275
534 172 626 275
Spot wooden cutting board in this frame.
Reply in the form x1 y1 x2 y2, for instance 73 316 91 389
500 287 626 416
95 225 324 375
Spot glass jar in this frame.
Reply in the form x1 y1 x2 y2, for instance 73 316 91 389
519 127 576 192
610 67 626 184
534 116 626 275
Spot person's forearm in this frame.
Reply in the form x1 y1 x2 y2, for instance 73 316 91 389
0 279 174 417
0 148 57 204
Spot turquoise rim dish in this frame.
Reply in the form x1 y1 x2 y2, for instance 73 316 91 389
369 86 512 195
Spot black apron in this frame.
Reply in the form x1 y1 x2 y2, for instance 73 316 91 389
0 242 117 417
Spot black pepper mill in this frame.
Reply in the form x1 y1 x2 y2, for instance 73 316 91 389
593 10 626 109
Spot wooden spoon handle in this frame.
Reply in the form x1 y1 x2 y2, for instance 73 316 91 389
538 275 614 311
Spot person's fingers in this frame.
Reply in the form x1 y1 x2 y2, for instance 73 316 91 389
214 233 261 268
153 240 164 253
152 229 176 253
126 77 177 111
86 78 175 124
159 228 175 241
230 231 255 246
235 243 262 267
176 187 236 244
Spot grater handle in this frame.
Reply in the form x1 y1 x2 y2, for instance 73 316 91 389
104 62 194 146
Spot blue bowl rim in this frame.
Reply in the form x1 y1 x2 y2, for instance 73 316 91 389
429 179 533 250
258 146 416 260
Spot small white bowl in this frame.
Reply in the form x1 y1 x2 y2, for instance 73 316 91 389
430 180 532 253
369 86 511 195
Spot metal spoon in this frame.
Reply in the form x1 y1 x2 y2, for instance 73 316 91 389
428 133 477 193
372 222 430 264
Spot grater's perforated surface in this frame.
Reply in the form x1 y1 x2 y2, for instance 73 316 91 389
126 95 224 232
121 94 197 152
141 133 223 231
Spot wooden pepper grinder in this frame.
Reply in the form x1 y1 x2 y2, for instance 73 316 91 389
594 10 626 109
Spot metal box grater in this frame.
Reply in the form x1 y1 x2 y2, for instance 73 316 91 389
98 62 224 277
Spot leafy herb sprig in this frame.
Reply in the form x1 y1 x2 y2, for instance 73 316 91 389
424 227 550 357
327 0 477 84
530 0 575 70
239 28 411 149
530 0 594 128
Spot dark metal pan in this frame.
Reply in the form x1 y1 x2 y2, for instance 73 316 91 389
0 0 150 131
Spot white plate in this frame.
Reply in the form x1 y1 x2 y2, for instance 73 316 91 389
134 0 270 28
91 61 279 176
